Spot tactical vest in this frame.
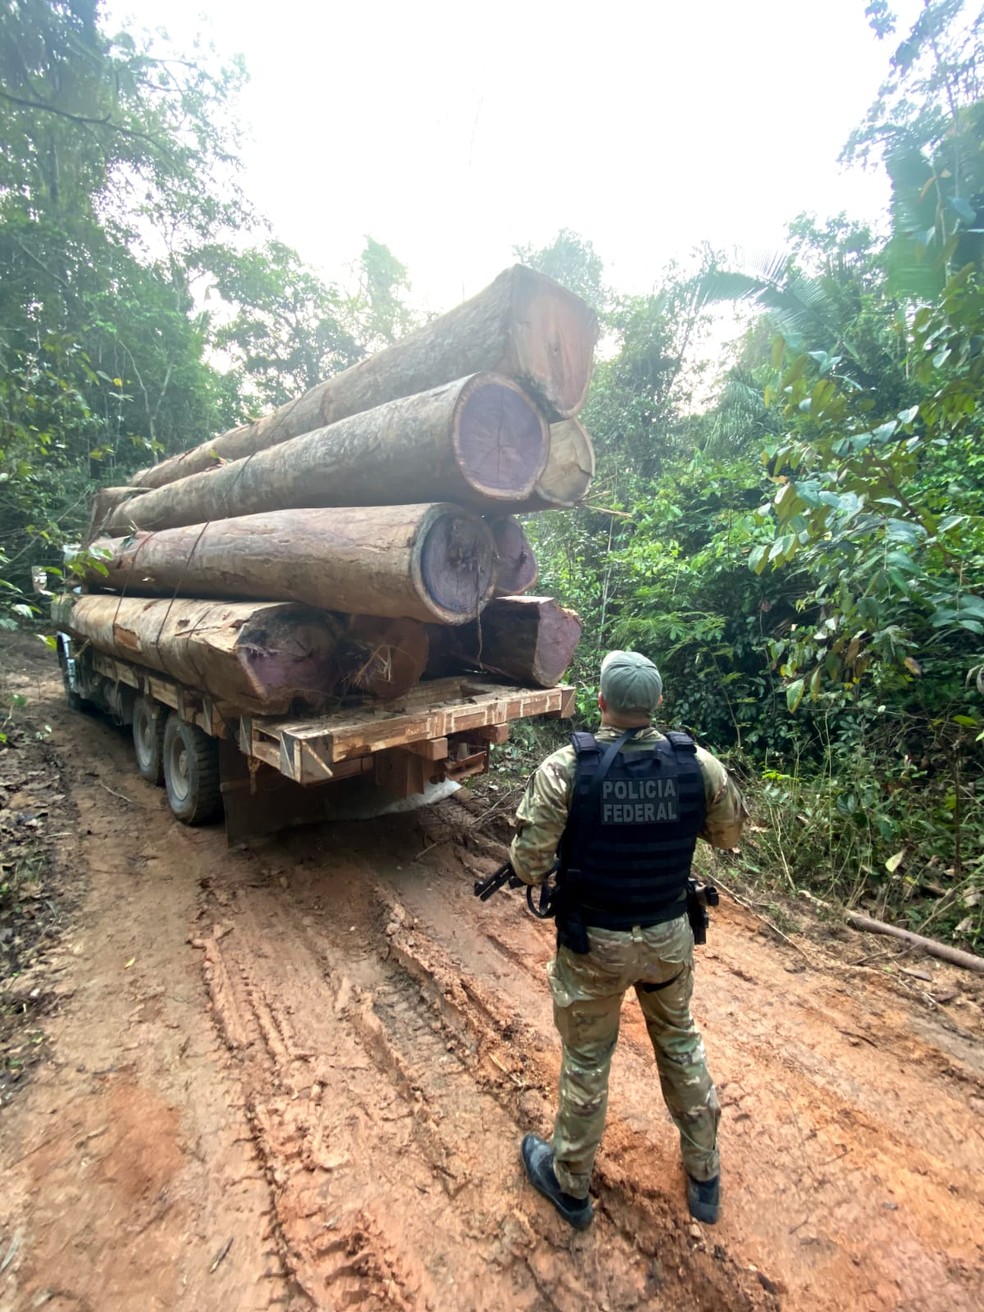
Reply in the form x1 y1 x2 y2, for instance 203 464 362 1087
557 729 707 932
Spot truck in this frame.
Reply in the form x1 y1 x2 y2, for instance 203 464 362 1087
52 267 595 839
56 630 573 842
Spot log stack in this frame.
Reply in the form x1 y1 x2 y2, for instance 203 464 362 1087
68 267 593 715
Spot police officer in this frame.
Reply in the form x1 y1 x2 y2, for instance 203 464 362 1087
509 650 745 1230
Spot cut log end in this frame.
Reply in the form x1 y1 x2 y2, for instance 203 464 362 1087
536 419 596 506
418 511 495 622
344 616 429 700
425 595 582 688
453 376 547 500
487 515 538 596
508 266 599 418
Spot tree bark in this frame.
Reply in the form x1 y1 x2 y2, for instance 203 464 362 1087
129 266 598 491
52 594 350 715
103 374 549 535
84 487 142 544
86 504 496 625
426 595 582 687
486 516 538 596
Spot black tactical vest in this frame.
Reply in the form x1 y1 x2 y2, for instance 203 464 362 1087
558 729 707 931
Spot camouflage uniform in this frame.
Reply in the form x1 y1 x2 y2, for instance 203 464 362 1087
510 726 744 1199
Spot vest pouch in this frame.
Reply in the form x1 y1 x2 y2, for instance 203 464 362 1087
554 867 590 954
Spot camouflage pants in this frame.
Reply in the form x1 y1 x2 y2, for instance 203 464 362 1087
547 914 720 1199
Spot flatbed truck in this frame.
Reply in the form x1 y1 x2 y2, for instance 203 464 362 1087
56 632 573 841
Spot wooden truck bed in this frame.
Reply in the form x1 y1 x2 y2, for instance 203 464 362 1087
79 648 574 840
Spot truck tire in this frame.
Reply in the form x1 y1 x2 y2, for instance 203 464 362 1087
132 696 165 785
162 715 222 825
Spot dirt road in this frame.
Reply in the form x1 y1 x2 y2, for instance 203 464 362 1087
1 635 982 1311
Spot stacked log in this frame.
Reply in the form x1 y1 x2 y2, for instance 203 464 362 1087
486 517 538 597
86 505 497 625
72 267 596 712
100 374 550 536
426 597 584 689
127 266 598 491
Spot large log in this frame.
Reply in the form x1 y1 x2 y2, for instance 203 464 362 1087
84 487 142 545
86 504 496 625
129 266 598 491
426 595 582 687
486 516 538 596
466 419 596 516
103 374 549 535
522 418 596 509
343 615 429 701
51 594 349 715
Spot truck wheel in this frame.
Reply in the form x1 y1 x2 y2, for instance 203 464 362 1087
162 716 222 825
132 696 165 785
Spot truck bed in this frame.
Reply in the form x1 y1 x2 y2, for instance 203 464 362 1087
240 677 575 784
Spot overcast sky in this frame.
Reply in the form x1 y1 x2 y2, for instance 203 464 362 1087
110 0 922 311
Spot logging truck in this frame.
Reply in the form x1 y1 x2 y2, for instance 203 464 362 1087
55 625 574 843
52 267 596 841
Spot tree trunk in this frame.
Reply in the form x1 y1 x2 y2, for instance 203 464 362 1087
129 266 598 491
103 374 548 535
426 595 582 687
52 594 351 715
486 516 538 596
86 504 496 625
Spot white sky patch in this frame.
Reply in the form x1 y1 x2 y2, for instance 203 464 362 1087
108 0 924 310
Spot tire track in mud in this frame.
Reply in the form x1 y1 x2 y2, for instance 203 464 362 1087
196 860 773 1312
11 635 980 1312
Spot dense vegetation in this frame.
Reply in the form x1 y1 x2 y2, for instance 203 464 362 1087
2 1 981 946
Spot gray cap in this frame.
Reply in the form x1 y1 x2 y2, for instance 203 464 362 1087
600 650 663 716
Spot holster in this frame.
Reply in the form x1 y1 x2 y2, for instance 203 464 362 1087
686 879 709 945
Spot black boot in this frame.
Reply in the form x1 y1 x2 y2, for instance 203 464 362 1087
687 1173 720 1224
521 1134 593 1230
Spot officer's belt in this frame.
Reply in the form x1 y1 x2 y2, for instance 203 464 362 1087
580 891 688 933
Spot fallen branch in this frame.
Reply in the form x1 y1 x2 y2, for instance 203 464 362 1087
97 780 134 806
844 911 984 974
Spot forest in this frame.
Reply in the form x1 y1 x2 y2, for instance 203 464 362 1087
1 0 981 949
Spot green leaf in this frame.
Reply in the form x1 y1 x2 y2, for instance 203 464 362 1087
937 515 966 533
747 544 768 574
785 679 805 713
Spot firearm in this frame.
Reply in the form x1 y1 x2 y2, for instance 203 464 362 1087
474 861 557 920
687 879 719 946
473 861 522 901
